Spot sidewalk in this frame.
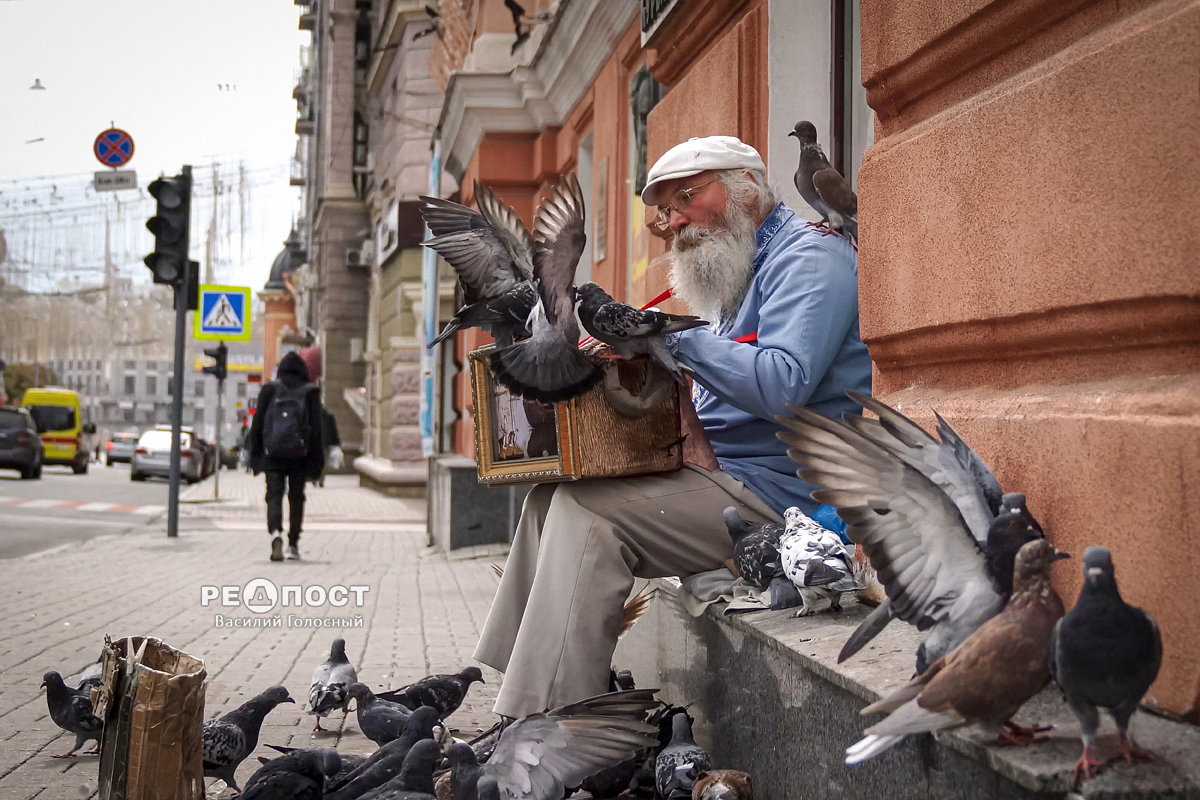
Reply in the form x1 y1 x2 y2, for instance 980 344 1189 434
0 472 505 800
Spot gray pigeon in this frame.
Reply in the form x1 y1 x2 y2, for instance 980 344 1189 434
420 182 536 348
347 683 415 747
309 637 358 732
355 739 442 800
575 281 706 383
325 706 440 800
41 670 102 758
778 506 863 616
1051 547 1162 785
375 666 485 719
491 174 604 403
655 713 711 800
788 120 858 243
242 748 341 800
261 743 367 787
202 685 295 795
723 507 785 591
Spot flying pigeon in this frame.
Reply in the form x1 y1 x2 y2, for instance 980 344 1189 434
309 637 358 732
450 689 660 800
778 506 863 616
1051 546 1162 784
347 683 414 747
788 120 858 243
777 394 1043 673
261 744 366 787
845 540 1069 764
375 666 484 719
241 748 341 800
40 670 102 758
420 182 535 348
655 712 711 800
325 706 440 800
723 507 785 591
202 685 296 795
575 281 706 383
352 739 443 800
692 769 754 800
490 174 604 403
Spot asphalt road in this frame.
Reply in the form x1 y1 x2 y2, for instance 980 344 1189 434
0 460 173 559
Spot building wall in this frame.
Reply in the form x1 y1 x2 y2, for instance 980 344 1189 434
858 0 1200 719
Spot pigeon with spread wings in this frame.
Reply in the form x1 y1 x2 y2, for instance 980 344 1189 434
491 174 603 402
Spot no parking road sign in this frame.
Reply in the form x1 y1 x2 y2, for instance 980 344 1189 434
195 285 252 342
94 128 135 168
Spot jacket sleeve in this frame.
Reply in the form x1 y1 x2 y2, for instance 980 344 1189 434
247 384 272 459
673 234 860 422
305 390 326 477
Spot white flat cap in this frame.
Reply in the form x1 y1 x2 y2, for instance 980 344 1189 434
641 135 765 205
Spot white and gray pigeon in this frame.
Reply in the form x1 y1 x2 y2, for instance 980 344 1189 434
779 506 863 616
420 182 536 348
202 685 295 795
347 682 414 747
375 666 484 719
41 670 102 758
788 120 858 243
490 174 604 403
309 637 358 732
575 281 706 383
1051 547 1162 785
655 712 711 800
242 747 341 800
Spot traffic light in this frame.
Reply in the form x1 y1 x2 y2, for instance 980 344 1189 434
203 343 228 381
145 170 192 286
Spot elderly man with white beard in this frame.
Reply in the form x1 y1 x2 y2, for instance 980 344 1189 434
473 135 872 720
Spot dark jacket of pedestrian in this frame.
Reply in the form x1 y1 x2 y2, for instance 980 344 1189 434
248 352 324 480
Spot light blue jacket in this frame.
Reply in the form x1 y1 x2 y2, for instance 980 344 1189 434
671 202 872 516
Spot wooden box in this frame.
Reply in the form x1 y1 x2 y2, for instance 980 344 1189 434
469 345 684 485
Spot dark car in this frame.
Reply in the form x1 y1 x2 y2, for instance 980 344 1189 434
106 431 139 465
0 407 44 479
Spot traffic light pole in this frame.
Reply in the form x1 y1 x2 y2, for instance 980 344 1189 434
214 364 223 500
166 165 192 539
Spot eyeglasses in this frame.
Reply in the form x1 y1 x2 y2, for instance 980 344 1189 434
652 178 718 230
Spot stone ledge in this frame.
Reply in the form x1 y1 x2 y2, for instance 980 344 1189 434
615 579 1200 800
353 454 427 499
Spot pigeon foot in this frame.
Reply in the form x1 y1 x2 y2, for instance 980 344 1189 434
313 718 325 732
84 744 101 755
1071 745 1102 785
1003 720 1053 737
995 725 1049 747
51 752 78 759
1108 733 1155 767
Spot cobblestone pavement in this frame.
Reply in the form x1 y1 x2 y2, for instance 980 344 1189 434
181 470 425 523
0 477 505 799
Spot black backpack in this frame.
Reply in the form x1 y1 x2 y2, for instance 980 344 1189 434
263 382 313 459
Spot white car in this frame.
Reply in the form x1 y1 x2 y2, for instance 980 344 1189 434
130 429 203 483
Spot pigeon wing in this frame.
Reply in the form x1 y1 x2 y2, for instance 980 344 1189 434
591 302 656 343
810 168 857 218
420 196 525 300
475 181 535 280
532 174 587 332
203 719 248 769
68 693 103 732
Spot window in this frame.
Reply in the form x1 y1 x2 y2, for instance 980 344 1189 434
167 375 175 396
237 381 247 398
195 380 205 398
194 407 205 424
146 376 157 396
123 408 135 423
28 405 75 433
125 360 136 369
124 376 136 395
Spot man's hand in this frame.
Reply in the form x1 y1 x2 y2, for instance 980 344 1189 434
679 382 719 471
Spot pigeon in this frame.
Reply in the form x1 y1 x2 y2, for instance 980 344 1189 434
1051 546 1162 784
491 174 604 403
778 506 863 616
325 706 441 800
40 670 102 758
655 713 711 800
75 660 104 693
420 183 535 348
777 395 1043 672
242 748 341 800
376 666 485 719
348 682 414 746
261 744 367 787
452 689 660 800
845 539 1069 764
309 637 358 732
788 120 858 243
722 507 785 591
356 739 443 800
692 769 754 800
575 281 706 383
202 685 296 795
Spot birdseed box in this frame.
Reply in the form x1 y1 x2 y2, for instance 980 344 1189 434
469 345 684 485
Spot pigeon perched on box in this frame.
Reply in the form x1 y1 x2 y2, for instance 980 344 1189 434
845 539 1069 764
242 747 341 800
324 706 440 800
309 637 358 732
778 506 863 616
202 685 295 795
375 666 484 720
1051 546 1162 784
352 739 442 800
41 670 102 758
788 120 858 243
655 712 711 800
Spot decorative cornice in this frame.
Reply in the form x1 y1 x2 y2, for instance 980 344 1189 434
435 0 638 180
367 0 432 93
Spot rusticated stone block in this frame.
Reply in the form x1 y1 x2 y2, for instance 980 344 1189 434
388 426 423 462
391 394 419 426
391 365 420 395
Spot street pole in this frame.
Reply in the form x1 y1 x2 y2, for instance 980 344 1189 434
166 165 193 539
214 362 223 500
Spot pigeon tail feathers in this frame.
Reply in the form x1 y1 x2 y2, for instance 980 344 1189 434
838 601 894 663
491 335 602 403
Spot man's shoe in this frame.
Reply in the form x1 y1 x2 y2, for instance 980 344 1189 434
284 544 300 561
270 533 284 562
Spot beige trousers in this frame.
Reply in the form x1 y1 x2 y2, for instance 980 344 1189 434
473 465 781 718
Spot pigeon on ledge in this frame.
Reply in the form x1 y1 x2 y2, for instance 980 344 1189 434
241 748 341 800
1051 546 1162 785
309 637 358 732
202 685 295 795
375 666 484 720
41 670 102 758
655 712 711 800
723 507 785 591
778 506 863 616
788 120 858 243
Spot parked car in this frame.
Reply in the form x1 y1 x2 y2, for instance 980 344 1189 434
131 429 203 483
22 387 95 474
0 406 44 479
105 431 140 465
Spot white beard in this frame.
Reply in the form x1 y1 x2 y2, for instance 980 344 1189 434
668 208 758 321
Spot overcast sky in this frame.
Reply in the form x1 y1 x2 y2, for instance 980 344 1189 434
0 0 308 287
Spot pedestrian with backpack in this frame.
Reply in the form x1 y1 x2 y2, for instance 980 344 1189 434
247 351 325 561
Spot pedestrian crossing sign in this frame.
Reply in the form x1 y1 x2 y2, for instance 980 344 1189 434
195 285 252 341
